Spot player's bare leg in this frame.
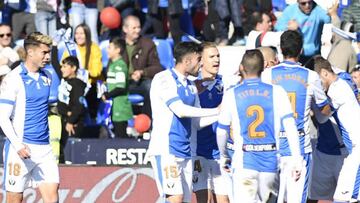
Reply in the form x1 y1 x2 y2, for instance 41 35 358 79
166 194 184 203
6 191 23 203
215 194 229 203
38 182 59 203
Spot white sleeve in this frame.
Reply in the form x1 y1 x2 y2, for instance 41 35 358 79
309 71 329 108
0 75 23 151
261 31 283 48
274 86 301 158
261 68 272 84
216 89 233 158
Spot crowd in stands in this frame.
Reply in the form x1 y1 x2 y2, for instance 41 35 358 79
0 0 359 142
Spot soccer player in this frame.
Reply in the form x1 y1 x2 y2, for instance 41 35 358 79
217 49 302 203
309 70 357 203
192 42 230 203
313 57 360 203
0 32 59 203
261 30 331 203
147 42 219 203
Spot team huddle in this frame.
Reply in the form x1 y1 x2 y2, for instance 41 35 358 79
147 30 360 203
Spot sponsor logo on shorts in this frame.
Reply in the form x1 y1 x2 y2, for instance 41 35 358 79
341 191 349 195
8 179 15 185
167 182 175 189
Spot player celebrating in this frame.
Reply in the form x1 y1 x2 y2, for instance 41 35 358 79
313 57 360 203
261 30 331 203
217 49 302 203
147 42 219 203
192 42 230 203
0 32 59 203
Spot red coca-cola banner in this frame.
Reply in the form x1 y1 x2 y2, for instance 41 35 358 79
0 166 162 203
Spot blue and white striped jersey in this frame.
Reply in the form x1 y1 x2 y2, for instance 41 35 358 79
262 61 328 156
148 68 200 158
218 78 297 172
0 64 51 150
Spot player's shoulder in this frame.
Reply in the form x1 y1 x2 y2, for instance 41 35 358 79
152 69 174 87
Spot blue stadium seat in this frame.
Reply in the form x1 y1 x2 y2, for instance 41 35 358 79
99 39 110 69
128 94 144 104
153 38 175 69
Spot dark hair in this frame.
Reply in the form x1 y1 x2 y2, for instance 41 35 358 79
110 37 126 55
241 49 264 76
74 23 92 69
313 56 333 74
174 42 202 64
62 56 80 72
24 32 52 51
280 30 303 58
250 11 269 29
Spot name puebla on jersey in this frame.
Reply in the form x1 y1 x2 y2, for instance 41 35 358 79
237 88 270 99
272 74 308 88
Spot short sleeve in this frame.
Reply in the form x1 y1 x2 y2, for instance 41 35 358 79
157 74 180 106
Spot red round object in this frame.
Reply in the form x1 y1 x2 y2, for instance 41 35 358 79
134 114 151 133
100 7 121 29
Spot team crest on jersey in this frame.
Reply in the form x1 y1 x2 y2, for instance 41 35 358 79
215 83 223 94
41 76 51 86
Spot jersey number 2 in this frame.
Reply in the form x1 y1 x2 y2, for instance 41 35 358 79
246 105 265 138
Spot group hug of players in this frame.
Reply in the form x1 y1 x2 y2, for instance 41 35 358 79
147 30 360 203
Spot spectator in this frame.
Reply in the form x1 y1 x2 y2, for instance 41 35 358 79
4 0 36 41
275 0 339 64
327 16 357 72
35 0 58 36
62 23 103 119
214 0 245 45
342 0 360 32
147 0 184 46
0 24 20 71
102 37 133 138
70 0 99 43
122 15 162 120
245 12 282 50
57 56 87 163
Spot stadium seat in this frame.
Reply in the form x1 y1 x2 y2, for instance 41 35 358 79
128 94 144 105
99 39 110 69
153 38 175 69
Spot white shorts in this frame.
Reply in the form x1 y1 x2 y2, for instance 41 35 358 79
3 140 59 192
192 156 229 195
150 154 192 203
278 153 310 203
334 146 360 202
232 168 276 203
309 149 346 200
